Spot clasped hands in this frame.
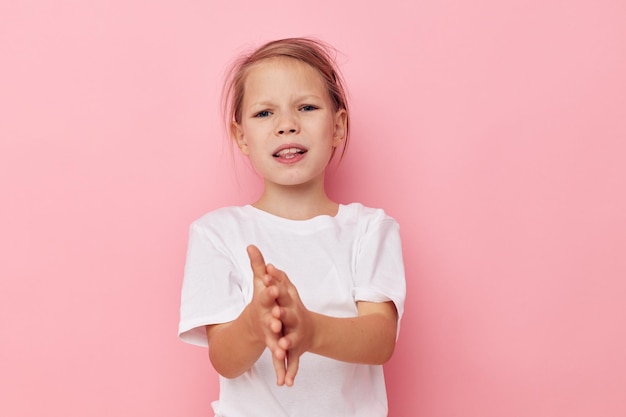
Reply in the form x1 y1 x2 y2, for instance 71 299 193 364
247 244 314 387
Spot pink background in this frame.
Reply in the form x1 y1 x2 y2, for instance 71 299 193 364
1 1 625 416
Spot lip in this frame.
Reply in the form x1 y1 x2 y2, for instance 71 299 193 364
272 143 308 165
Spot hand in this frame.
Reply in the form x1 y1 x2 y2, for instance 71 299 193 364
266 263 315 387
245 245 288 384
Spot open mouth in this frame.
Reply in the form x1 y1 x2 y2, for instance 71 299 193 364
272 147 307 159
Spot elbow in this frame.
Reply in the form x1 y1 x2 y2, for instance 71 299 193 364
208 348 247 379
373 315 398 364
218 370 245 379
358 301 399 364
376 337 396 364
212 364 244 379
367 328 396 365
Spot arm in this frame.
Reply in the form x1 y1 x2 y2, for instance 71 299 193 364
308 300 397 364
206 246 285 379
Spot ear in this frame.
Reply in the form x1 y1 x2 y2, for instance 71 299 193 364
231 121 249 155
332 108 347 147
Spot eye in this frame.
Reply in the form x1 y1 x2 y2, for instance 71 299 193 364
254 110 272 118
299 105 318 112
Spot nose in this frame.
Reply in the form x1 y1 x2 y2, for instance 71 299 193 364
276 112 299 135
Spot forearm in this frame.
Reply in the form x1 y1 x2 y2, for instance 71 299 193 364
206 306 266 379
308 303 397 364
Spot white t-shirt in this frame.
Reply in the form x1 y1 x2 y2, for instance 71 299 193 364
179 203 406 417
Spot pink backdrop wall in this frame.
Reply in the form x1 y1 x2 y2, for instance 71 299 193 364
2 1 625 416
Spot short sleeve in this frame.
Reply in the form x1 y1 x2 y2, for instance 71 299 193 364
178 222 247 347
353 217 406 327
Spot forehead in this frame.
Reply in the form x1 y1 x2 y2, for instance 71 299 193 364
242 57 328 97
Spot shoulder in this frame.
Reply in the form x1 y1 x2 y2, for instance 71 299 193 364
341 202 400 230
187 206 258 246
191 205 251 229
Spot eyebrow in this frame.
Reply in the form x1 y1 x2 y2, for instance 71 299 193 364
248 101 274 108
248 95 324 108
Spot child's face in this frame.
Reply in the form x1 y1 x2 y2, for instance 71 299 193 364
232 57 346 189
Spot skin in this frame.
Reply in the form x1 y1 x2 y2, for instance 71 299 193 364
206 57 398 387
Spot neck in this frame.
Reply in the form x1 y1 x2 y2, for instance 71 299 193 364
253 180 338 220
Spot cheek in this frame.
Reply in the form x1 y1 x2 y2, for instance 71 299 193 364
243 123 269 140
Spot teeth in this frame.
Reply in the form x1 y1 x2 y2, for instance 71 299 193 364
275 147 304 156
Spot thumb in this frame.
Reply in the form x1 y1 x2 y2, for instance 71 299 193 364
247 245 267 280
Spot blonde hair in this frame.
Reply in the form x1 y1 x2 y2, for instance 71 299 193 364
222 37 351 160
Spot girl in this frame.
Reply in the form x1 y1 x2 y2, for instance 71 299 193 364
179 38 406 417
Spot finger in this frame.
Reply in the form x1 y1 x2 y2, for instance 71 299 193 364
265 267 292 304
284 351 300 387
265 336 287 386
266 338 287 387
268 316 282 334
277 334 292 351
278 308 299 330
274 280 295 308
266 263 288 284
271 304 282 320
274 307 296 332
272 352 286 386
264 330 285 361
246 245 267 280
257 284 279 309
